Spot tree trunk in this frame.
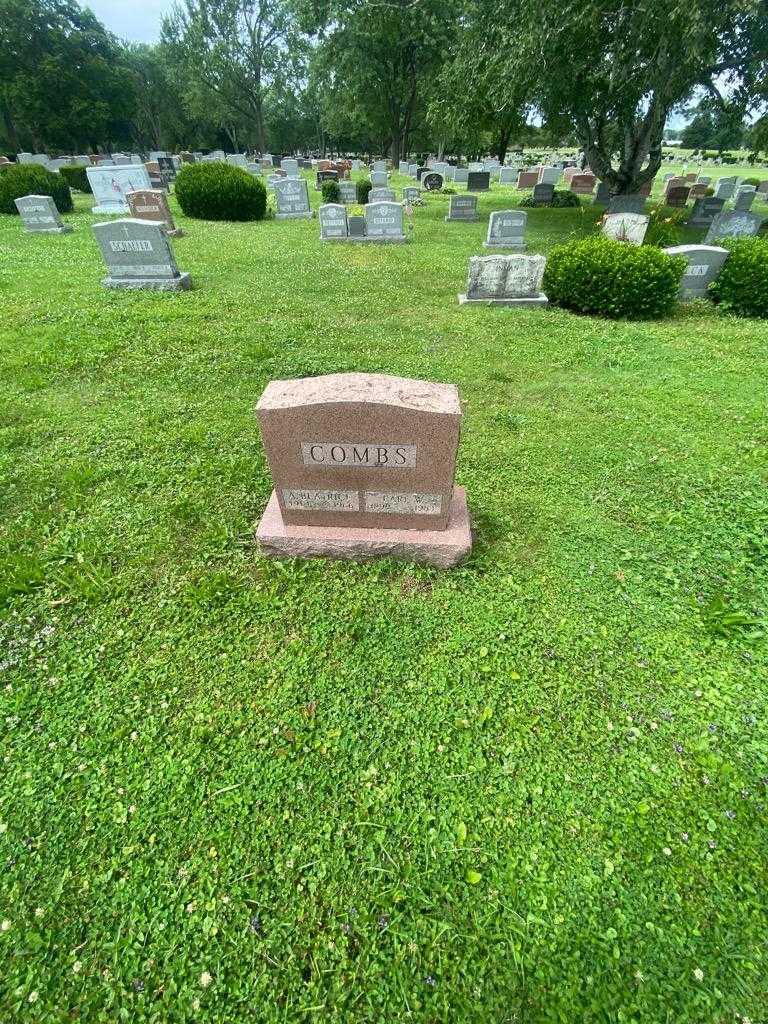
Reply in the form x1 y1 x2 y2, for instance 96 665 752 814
495 127 511 164
1 93 20 152
389 132 402 165
580 114 664 194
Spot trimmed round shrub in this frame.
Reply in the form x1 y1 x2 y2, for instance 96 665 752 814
174 161 266 221
321 179 340 203
0 163 73 215
742 176 760 187
543 236 685 319
356 178 373 204
59 165 92 194
519 188 579 209
708 237 768 317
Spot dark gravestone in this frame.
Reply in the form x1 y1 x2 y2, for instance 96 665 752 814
608 194 646 214
665 185 691 208
157 156 177 184
316 170 338 190
348 215 366 238
445 194 479 222
422 172 443 192
594 181 610 204
416 166 430 181
532 183 554 206
467 171 491 192
689 197 724 227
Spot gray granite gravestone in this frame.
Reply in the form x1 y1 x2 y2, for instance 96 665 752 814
532 182 554 206
369 187 396 202
704 210 764 244
484 210 526 249
370 171 388 188
453 168 468 184
408 163 418 176
459 254 547 306
364 200 407 242
594 181 611 204
445 194 479 222
499 167 517 185
689 196 725 227
339 180 357 204
467 171 490 192
274 178 312 219
539 167 560 185
662 244 729 300
398 160 409 174
92 218 191 291
372 160 387 173
14 194 73 234
87 165 152 214
403 186 421 203
319 203 348 240
734 186 756 212
608 193 646 214
316 170 338 190
280 157 299 177
713 177 737 200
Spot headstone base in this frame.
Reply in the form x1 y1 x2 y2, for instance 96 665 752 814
275 211 314 219
344 235 408 244
482 240 526 249
24 224 73 234
445 215 479 223
102 272 192 292
166 228 184 238
256 486 471 569
458 293 548 307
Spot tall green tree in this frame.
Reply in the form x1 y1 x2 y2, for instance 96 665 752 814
681 100 745 153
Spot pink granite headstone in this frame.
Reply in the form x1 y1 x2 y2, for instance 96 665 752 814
570 173 596 195
516 170 538 189
126 189 183 237
255 373 471 567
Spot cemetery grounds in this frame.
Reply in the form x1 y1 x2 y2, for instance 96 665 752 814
0 160 767 1022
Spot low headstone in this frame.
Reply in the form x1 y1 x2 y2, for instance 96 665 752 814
371 170 388 187
689 196 724 226
538 167 560 185
372 160 387 173
532 182 554 206
594 181 611 204
570 173 596 195
280 157 299 177
688 183 709 200
14 194 73 234
86 164 152 214
662 244 729 300
274 177 312 219
92 218 191 291
408 163 418 176
483 210 526 249
602 212 649 245
157 155 177 183
348 215 366 238
607 193 645 214
369 187 396 202
316 170 338 190
255 372 471 567
734 186 756 212
499 167 517 185
696 176 711 186
403 186 420 203
364 200 407 242
319 203 348 240
422 172 443 192
112 153 130 165
713 177 737 200
517 170 538 189
339 180 357 203
665 185 691 208
453 168 468 184
445 194 479 222
467 171 490 192
459 254 547 306
704 210 764 244
398 161 409 174
125 189 183 236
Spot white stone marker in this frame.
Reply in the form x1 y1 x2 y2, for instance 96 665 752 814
459 254 548 306
601 212 649 245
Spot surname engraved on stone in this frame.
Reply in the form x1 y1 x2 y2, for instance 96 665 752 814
301 442 416 468
364 492 442 515
282 488 359 512
110 239 154 252
685 264 708 276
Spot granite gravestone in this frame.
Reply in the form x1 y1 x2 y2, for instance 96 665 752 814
484 210 526 249
734 186 756 212
14 194 72 234
602 212 649 245
445 194 479 222
372 160 387 173
398 161 409 174
274 178 312 219
157 156 177 184
280 157 299 177
126 189 183 237
316 170 338 190
467 171 490 192
570 173 596 195
704 210 764 244
662 244 729 300
517 170 538 189
688 183 709 200
538 167 560 185
370 171 388 188
453 168 468 184
319 203 348 240
421 172 443 192
594 181 611 204
364 201 407 242
499 167 517 185
255 373 471 567
339 180 357 203
689 196 724 227
369 187 396 202
92 218 191 291
607 193 647 214
713 177 737 200
459 254 547 307
348 215 366 238
532 183 554 206
403 186 421 203
87 165 152 214
665 185 691 208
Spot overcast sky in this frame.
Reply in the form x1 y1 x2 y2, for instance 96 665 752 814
86 0 171 43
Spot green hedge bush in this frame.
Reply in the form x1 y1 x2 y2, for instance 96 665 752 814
708 237 768 317
356 178 373 204
174 161 266 221
321 179 340 203
59 165 92 194
543 236 685 319
742 177 760 187
519 188 579 209
0 163 73 215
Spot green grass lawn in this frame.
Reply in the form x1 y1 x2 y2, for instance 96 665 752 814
1 174 767 1023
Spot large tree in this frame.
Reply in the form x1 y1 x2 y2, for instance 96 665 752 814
162 0 301 153
453 0 768 193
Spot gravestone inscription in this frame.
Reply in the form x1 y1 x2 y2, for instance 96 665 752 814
602 212 649 245
704 210 764 244
126 189 183 236
92 218 191 291
274 178 312 219
459 254 547 306
484 210 526 249
662 244 729 300
364 200 407 242
14 194 73 234
319 203 348 240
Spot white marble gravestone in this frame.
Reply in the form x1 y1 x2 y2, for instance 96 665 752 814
86 165 152 214
601 212 649 245
662 244 729 300
370 171 388 188
274 178 312 219
92 218 191 291
484 210 526 249
459 254 547 306
14 194 73 234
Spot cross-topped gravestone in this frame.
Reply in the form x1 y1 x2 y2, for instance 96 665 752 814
466 171 490 192
274 178 312 219
255 373 471 567
704 210 764 244
445 194 479 222
92 218 191 291
364 200 407 242
662 244 729 300
602 212 649 245
14 194 73 234
126 189 183 237
87 165 152 214
459 254 547 306
319 203 348 240
484 210 526 249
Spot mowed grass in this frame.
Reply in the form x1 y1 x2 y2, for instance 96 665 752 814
0 171 767 1023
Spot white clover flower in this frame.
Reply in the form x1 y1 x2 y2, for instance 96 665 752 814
28 991 38 1004
199 971 213 988
693 967 704 982
0 920 10 932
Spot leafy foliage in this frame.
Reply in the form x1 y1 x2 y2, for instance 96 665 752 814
544 236 685 319
0 162 72 215
519 189 580 208
709 237 768 317
58 165 92 194
321 179 340 203
174 161 267 221
643 207 687 247
356 178 373 204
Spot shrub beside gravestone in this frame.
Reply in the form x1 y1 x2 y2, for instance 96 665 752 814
174 162 267 221
708 237 768 317
59 166 92 194
544 237 685 319
519 188 579 209
321 179 341 204
0 163 73 215
356 179 373 204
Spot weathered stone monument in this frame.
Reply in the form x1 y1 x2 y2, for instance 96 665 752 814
369 187 396 202
532 182 554 206
14 194 72 234
665 184 691 208
569 173 596 195
713 177 738 200
662 244 729 300
87 165 152 214
339 180 357 203
689 196 724 227
734 186 756 212
499 167 517 185
601 212 649 245
280 157 299 177
445 194 479 222
126 189 183 236
607 193 645 214
274 178 312 219
704 210 764 244
370 170 388 188
458 254 547 306
484 210 526 249
92 219 191 291
255 373 471 567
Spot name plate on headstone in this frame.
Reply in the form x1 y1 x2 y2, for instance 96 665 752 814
302 442 417 467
